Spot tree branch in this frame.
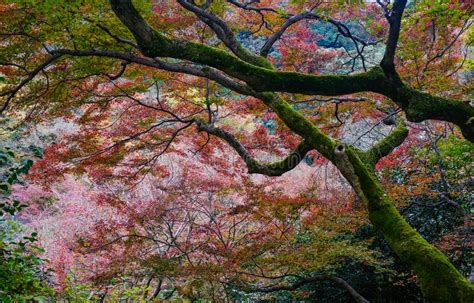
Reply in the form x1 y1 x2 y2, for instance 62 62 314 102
3 1 472 143
261 8 381 60
248 274 369 303
107 0 473 142
260 11 314 57
0 53 63 114
85 17 139 49
363 120 409 167
380 0 407 78
195 120 313 176
49 48 254 95
176 0 272 68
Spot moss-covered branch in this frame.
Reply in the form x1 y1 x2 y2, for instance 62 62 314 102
391 86 474 141
196 120 313 176
344 147 474 302
251 91 474 301
363 121 409 168
110 0 387 94
109 0 473 142
254 93 336 161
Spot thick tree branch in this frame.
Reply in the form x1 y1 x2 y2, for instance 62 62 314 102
176 0 272 68
108 0 384 94
380 0 407 78
108 0 473 142
195 120 313 176
363 120 409 167
235 91 337 163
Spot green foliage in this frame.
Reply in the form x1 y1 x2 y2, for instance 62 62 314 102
434 135 473 179
0 220 52 303
0 145 53 302
0 147 35 195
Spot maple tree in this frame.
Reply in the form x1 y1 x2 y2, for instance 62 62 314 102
0 0 473 301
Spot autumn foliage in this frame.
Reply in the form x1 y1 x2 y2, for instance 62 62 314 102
0 0 473 301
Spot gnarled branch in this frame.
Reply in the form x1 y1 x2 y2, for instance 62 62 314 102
177 0 272 68
108 0 474 142
195 120 313 176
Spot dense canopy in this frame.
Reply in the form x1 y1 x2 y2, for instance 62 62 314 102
0 0 473 302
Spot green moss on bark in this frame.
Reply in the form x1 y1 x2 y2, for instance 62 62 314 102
111 0 474 142
363 121 409 167
258 92 336 159
346 148 474 302
392 86 474 142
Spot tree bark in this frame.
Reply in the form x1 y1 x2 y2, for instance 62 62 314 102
339 145 474 302
215 90 474 302
254 90 474 301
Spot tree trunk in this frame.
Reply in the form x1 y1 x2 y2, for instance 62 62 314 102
256 91 473 301
340 146 474 302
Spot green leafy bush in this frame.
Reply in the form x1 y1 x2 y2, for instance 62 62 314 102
0 146 53 302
